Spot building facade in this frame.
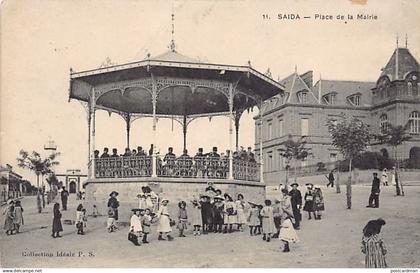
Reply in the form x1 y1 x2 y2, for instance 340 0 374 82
0 164 23 202
256 46 420 185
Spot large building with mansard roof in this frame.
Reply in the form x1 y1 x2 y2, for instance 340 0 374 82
256 45 420 185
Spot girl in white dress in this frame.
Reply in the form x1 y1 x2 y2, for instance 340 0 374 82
260 199 275 242
279 188 299 252
157 198 174 241
235 194 247 231
223 193 237 233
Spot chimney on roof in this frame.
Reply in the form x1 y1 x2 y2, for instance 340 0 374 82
318 75 322 104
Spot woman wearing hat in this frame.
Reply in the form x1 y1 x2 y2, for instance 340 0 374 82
303 183 315 220
156 198 174 241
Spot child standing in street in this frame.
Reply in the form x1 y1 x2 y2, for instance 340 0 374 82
129 208 143 246
141 208 153 244
13 200 24 233
157 198 174 241
190 199 202 236
260 199 275 242
76 204 85 235
279 188 299 252
107 207 117 233
247 202 259 236
92 205 99 218
361 218 388 268
177 201 188 237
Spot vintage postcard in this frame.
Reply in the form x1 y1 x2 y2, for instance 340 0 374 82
1 0 419 270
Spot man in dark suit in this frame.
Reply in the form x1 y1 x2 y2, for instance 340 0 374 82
367 172 381 208
289 183 302 229
61 187 69 211
100 147 110 158
327 170 335 187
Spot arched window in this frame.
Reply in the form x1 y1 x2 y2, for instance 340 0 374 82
380 114 389 133
408 82 413 96
409 111 420 134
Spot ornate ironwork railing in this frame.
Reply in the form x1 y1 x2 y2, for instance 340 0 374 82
93 156 260 182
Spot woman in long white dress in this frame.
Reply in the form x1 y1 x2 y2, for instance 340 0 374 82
157 198 174 241
381 168 388 186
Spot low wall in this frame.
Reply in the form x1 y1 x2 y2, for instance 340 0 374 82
266 169 420 187
82 177 265 223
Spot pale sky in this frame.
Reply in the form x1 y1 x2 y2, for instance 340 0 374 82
1 0 419 183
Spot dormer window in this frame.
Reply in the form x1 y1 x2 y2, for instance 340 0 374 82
323 92 337 105
347 93 361 106
297 91 308 103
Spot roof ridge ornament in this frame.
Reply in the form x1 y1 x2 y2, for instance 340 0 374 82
169 7 176 52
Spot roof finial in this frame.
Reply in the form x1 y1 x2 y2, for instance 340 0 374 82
247 60 252 67
405 33 408 48
265 67 272 79
294 64 298 73
396 33 399 48
169 4 176 52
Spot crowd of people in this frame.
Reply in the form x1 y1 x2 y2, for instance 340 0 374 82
93 146 258 179
2 169 391 268
96 182 325 252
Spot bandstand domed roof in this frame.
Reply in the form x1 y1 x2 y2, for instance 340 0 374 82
69 49 284 117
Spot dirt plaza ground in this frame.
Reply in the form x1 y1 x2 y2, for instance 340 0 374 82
1 184 419 268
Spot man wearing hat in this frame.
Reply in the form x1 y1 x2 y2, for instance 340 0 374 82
111 148 119 158
194 148 205 177
367 172 381 208
129 208 143 246
107 191 120 221
289 183 302 229
100 147 110 158
60 186 69 211
163 147 176 176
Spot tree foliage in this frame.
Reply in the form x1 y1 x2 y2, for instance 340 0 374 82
327 117 371 160
279 135 311 162
16 150 60 185
375 123 411 150
327 117 371 209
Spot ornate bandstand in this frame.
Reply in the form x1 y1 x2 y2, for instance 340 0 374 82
69 43 284 213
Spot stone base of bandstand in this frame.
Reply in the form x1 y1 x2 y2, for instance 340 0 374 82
82 177 266 223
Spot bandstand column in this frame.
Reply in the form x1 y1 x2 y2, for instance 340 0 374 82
90 88 97 179
87 105 91 178
125 113 131 149
182 114 187 152
228 84 234 180
235 112 240 151
151 80 158 178
259 110 264 183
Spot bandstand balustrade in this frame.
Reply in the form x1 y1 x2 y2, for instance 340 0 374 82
93 156 260 182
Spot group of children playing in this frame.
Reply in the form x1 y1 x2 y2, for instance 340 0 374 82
124 184 301 252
